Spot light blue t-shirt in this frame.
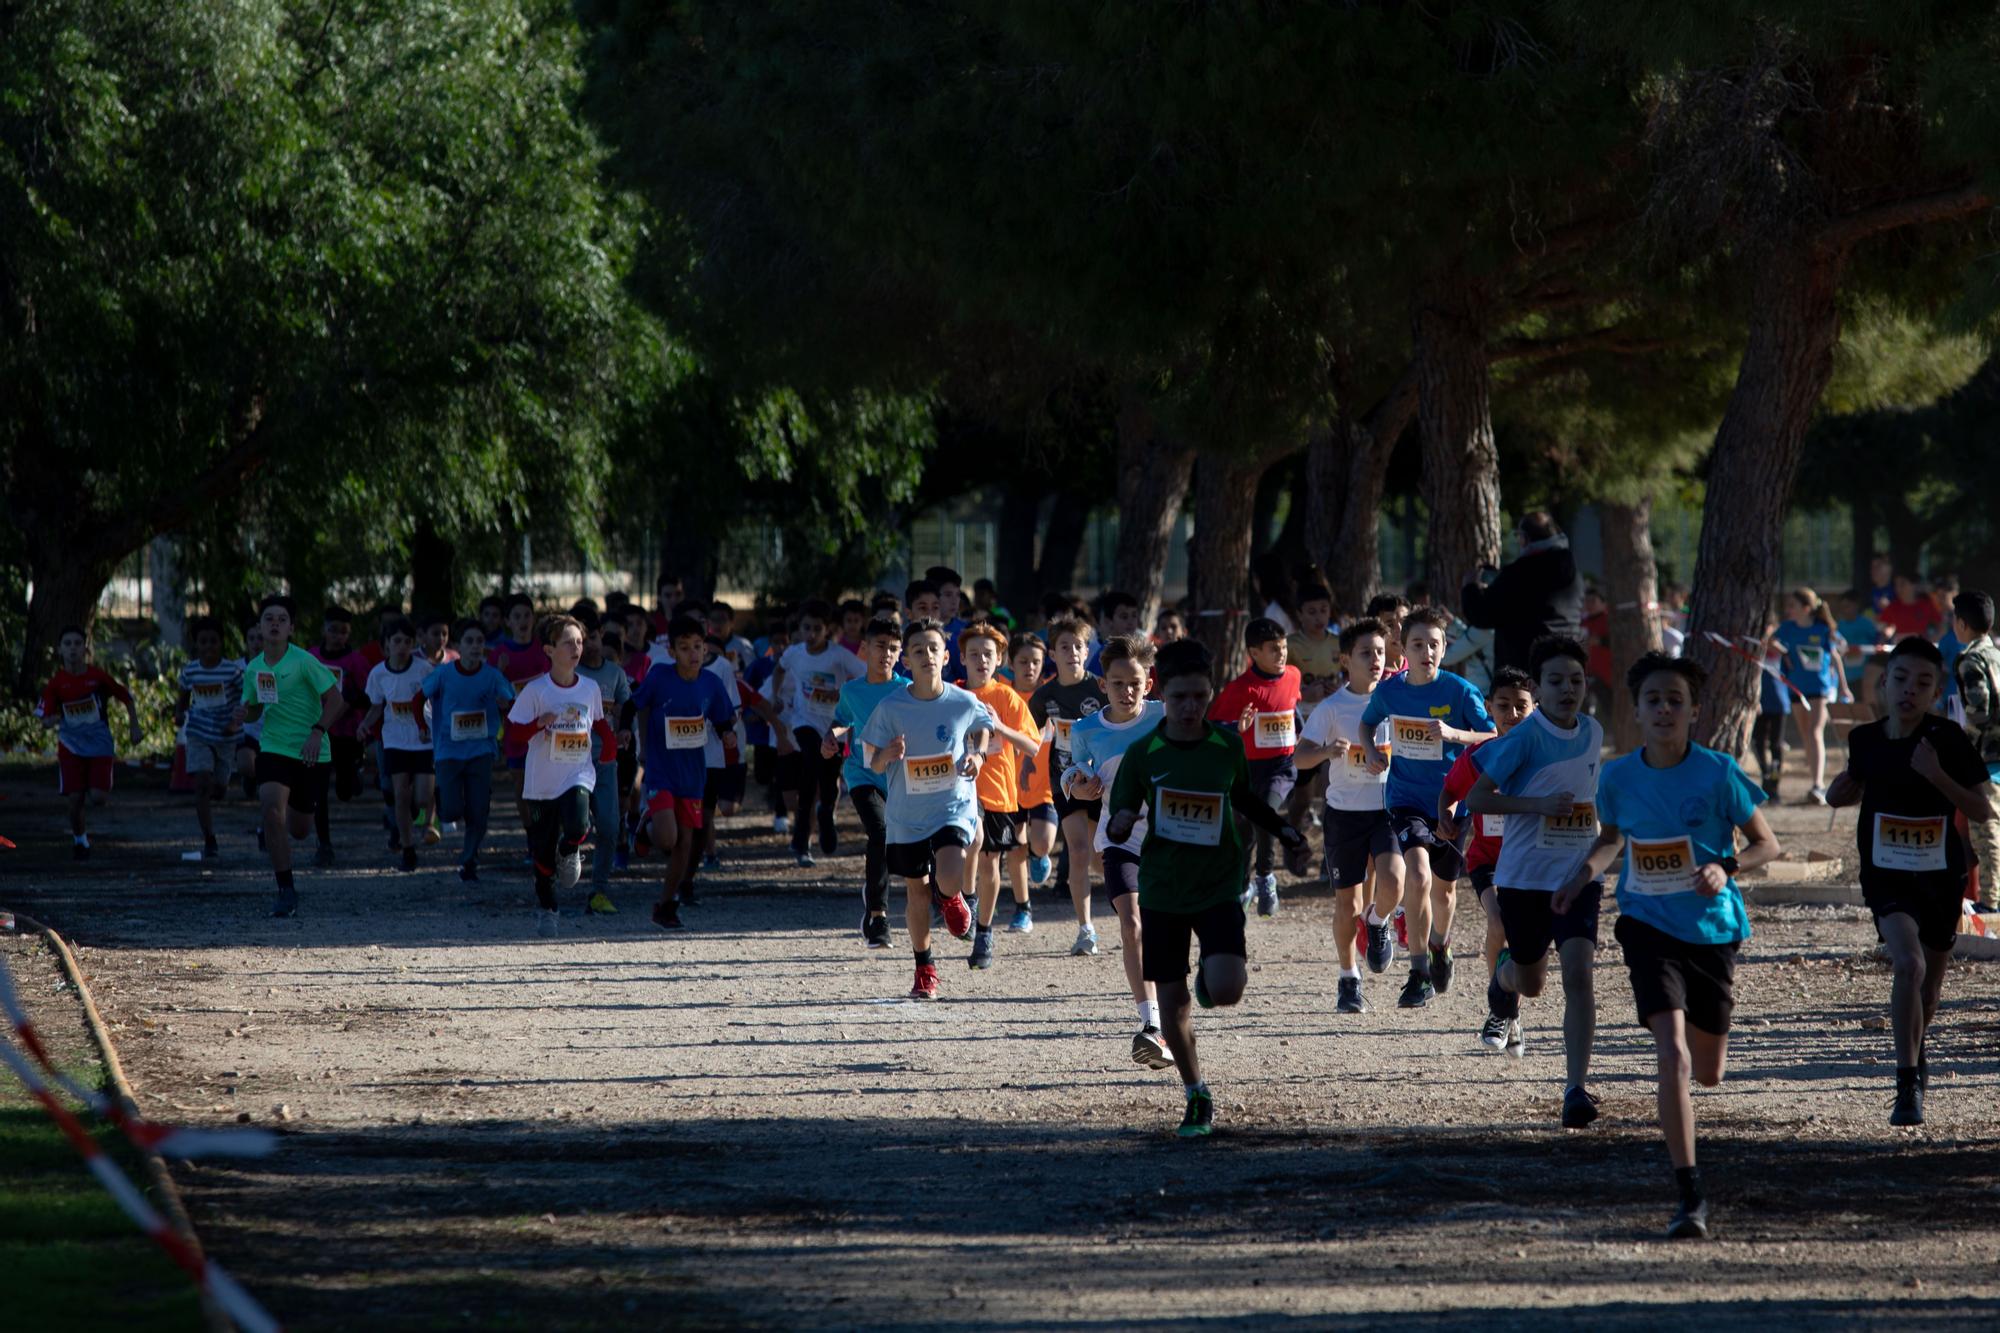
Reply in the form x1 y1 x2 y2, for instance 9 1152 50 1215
420 660 515 762
1473 710 1604 891
1773 620 1840 698
858 683 990 843
1065 701 1166 853
1836 615 1878 684
833 674 911 793
1595 743 1764 945
1360 670 1493 812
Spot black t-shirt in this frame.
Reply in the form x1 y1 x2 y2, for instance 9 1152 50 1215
1028 676 1108 767
1847 713 1989 899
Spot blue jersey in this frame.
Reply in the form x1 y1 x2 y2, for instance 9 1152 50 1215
1473 711 1604 892
1595 743 1764 945
631 665 737 798
420 661 515 761
833 675 911 793
1066 701 1167 853
858 683 989 843
1360 670 1493 812
1773 620 1839 698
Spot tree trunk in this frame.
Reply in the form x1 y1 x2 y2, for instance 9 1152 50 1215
1307 366 1419 619
1111 398 1195 627
410 518 459 620
1190 452 1276 684
1035 488 1091 595
1250 451 1291 558
17 543 118 697
1601 495 1662 752
150 535 185 650
995 482 1043 614
1415 273 1503 591
1688 245 1846 757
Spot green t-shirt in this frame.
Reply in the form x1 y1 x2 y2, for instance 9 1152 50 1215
240 643 338 761
1108 722 1253 914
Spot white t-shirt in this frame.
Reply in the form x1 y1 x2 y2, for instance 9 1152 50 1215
703 655 746 769
365 658 434 752
1300 686 1390 813
506 674 604 800
778 641 866 733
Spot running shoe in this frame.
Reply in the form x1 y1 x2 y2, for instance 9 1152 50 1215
313 842 336 868
650 899 683 931
1253 873 1280 918
1394 907 1408 950
1561 1085 1602 1129
459 860 479 884
1007 904 1034 934
862 913 891 949
935 889 973 940
967 931 994 970
1194 966 1215 1010
1666 1197 1711 1240
1028 854 1053 886
909 962 939 1000
795 851 815 869
270 884 300 918
772 813 790 835
386 824 400 852
613 846 629 871
1504 1019 1526 1058
676 882 698 908
202 838 220 860
1479 1013 1510 1051
557 846 583 892
819 828 839 858
1430 945 1454 995
1070 924 1099 957
1889 1080 1924 1127
1177 1086 1214 1138
421 818 442 846
537 909 559 938
586 891 618 915
400 845 418 874
1238 878 1257 909
1364 917 1394 974
1806 785 1829 807
1131 1027 1175 1070
1336 976 1367 1014
1396 972 1434 1009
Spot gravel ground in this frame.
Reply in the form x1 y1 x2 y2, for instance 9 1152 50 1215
4 760 1999 1331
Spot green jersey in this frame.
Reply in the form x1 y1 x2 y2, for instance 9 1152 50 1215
1108 722 1255 914
240 643 337 761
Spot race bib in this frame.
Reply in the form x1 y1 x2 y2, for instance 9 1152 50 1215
1541 801 1598 850
803 673 838 712
450 710 488 741
1254 711 1297 750
1795 644 1825 673
1480 813 1507 840
1628 835 1697 895
663 717 708 750
986 729 1006 756
1155 787 1224 846
1390 716 1442 761
1053 718 1075 751
550 721 591 765
1873 812 1948 872
255 672 280 704
903 753 957 795
389 699 419 720
190 682 227 709
328 666 344 690
61 697 100 727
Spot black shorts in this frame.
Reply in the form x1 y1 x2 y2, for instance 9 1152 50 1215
1469 864 1496 898
1389 806 1466 882
1323 806 1396 888
1866 890 1963 954
617 746 638 793
1052 784 1102 824
703 763 748 806
1102 845 1141 900
1141 898 1248 984
886 825 973 880
1023 801 1059 826
383 748 434 777
1495 882 1603 967
979 808 1023 851
254 751 325 814
1247 754 1297 805
1615 914 1741 1035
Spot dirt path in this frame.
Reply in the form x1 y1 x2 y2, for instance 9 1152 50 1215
5 764 1999 1330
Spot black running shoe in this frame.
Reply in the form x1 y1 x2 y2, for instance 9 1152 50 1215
1336 975 1367 1014
458 860 479 884
862 913 891 949
651 899 684 931
1561 1085 1602 1129
677 883 698 908
270 884 300 918
400 845 418 873
1365 918 1394 974
1396 972 1434 1009
203 838 220 859
1429 946 1454 994
1890 1080 1924 1127
1667 1197 1711 1240
313 842 335 868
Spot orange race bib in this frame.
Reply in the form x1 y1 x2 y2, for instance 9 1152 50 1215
551 721 591 765
903 753 957 795
1254 711 1297 750
1155 787 1224 846
1627 835 1696 895
1053 717 1075 751
1541 801 1598 850
254 671 280 704
389 699 419 720
1873 813 1948 872
61 697 100 726
190 682 227 708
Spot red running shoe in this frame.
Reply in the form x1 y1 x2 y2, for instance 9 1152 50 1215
935 889 973 940
1394 908 1409 950
910 962 939 1000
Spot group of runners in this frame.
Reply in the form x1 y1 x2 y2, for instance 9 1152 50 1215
30 561 2000 1240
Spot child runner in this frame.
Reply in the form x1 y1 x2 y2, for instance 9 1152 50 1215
422 618 514 882
1031 618 1109 956
1751 620 1793 800
1463 638 1606 1124
1556 652 1779 1237
1105 639 1306 1136
175 616 245 860
357 617 436 873
505 614 613 936
1950 590 2000 893
774 598 866 866
826 617 908 947
1063 635 1173 1069
1360 606 1495 1006
494 594 552 850
1436 664 1536 1050
686 636 786 899
40 625 141 859
747 620 790 834
234 596 344 916
477 595 507 641
959 622 1043 969
1827 637 1994 1126
1154 608 1188 644
1769 587 1850 804
1285 583 1341 847
837 599 868 654
307 606 372 864
1009 632 1059 907
1208 617 1303 916
576 611 634 912
1295 617 1399 1013
859 618 988 1000
627 615 739 930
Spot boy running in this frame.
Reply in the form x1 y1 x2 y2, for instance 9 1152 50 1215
1294 617 1399 1013
858 618 989 1000
1209 617 1303 916
421 618 514 882
307 607 372 864
40 624 142 859
826 617 908 947
1827 637 1994 1126
959 623 1044 970
1105 639 1305 1137
628 616 744 929
1030 619 1109 956
357 617 436 873
577 612 635 911
175 616 244 860
506 614 614 936
1009 633 1059 904
1555 652 1779 1237
233 596 345 916
1463 638 1605 1123
1063 635 1173 1068
1360 606 1495 1006
774 599 866 866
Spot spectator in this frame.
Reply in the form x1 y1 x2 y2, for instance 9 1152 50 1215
1878 572 1942 644
1579 586 1614 717
1458 510 1584 674
1866 552 1895 614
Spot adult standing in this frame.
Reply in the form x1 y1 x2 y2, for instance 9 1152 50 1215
1459 511 1585 675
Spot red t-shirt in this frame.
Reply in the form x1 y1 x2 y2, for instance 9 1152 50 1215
309 645 373 737
1208 665 1304 760
40 666 133 757
1442 737 1504 871
1878 598 1940 641
1581 611 1612 685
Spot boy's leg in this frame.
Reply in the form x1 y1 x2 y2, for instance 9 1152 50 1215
1557 935 1598 1090
259 783 295 875
787 731 819 855
974 848 1003 929
849 786 891 924
1331 885 1360 971
1878 912 1929 1067
815 750 842 853
1059 809 1095 928
1402 846 1435 989
1647 1009 1697 1169
1920 945 1951 1037
393 771 416 849
1157 978 1198 1085
1480 884 1507 975
1027 814 1057 858
463 761 493 864
656 804 694 906
934 843 972 905
590 761 620 889
903 874 933 953
1112 891 1148 1007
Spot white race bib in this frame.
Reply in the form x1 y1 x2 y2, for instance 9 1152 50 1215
903 753 958 795
1627 835 1697 895
1795 644 1825 673
1155 786 1225 846
450 710 488 741
255 671 280 705
1540 801 1599 850
1254 711 1297 750
1479 813 1507 840
1390 716 1442 762
986 729 1007 756
662 717 708 750
551 722 592 765
1873 812 1948 872
61 697 100 727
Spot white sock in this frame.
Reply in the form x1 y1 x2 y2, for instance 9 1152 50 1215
1138 999 1159 1029
1340 966 1360 980
1365 904 1386 926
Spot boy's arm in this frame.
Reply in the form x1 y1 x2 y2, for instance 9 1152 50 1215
1463 772 1575 817
1230 763 1303 846
1824 767 1863 807
1911 736 1997 822
358 702 387 740
1553 825 1624 911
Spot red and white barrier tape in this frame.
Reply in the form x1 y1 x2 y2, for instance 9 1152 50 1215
1701 631 1808 701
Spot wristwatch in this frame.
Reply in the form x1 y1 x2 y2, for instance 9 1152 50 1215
310 723 327 734
1713 855 1740 876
